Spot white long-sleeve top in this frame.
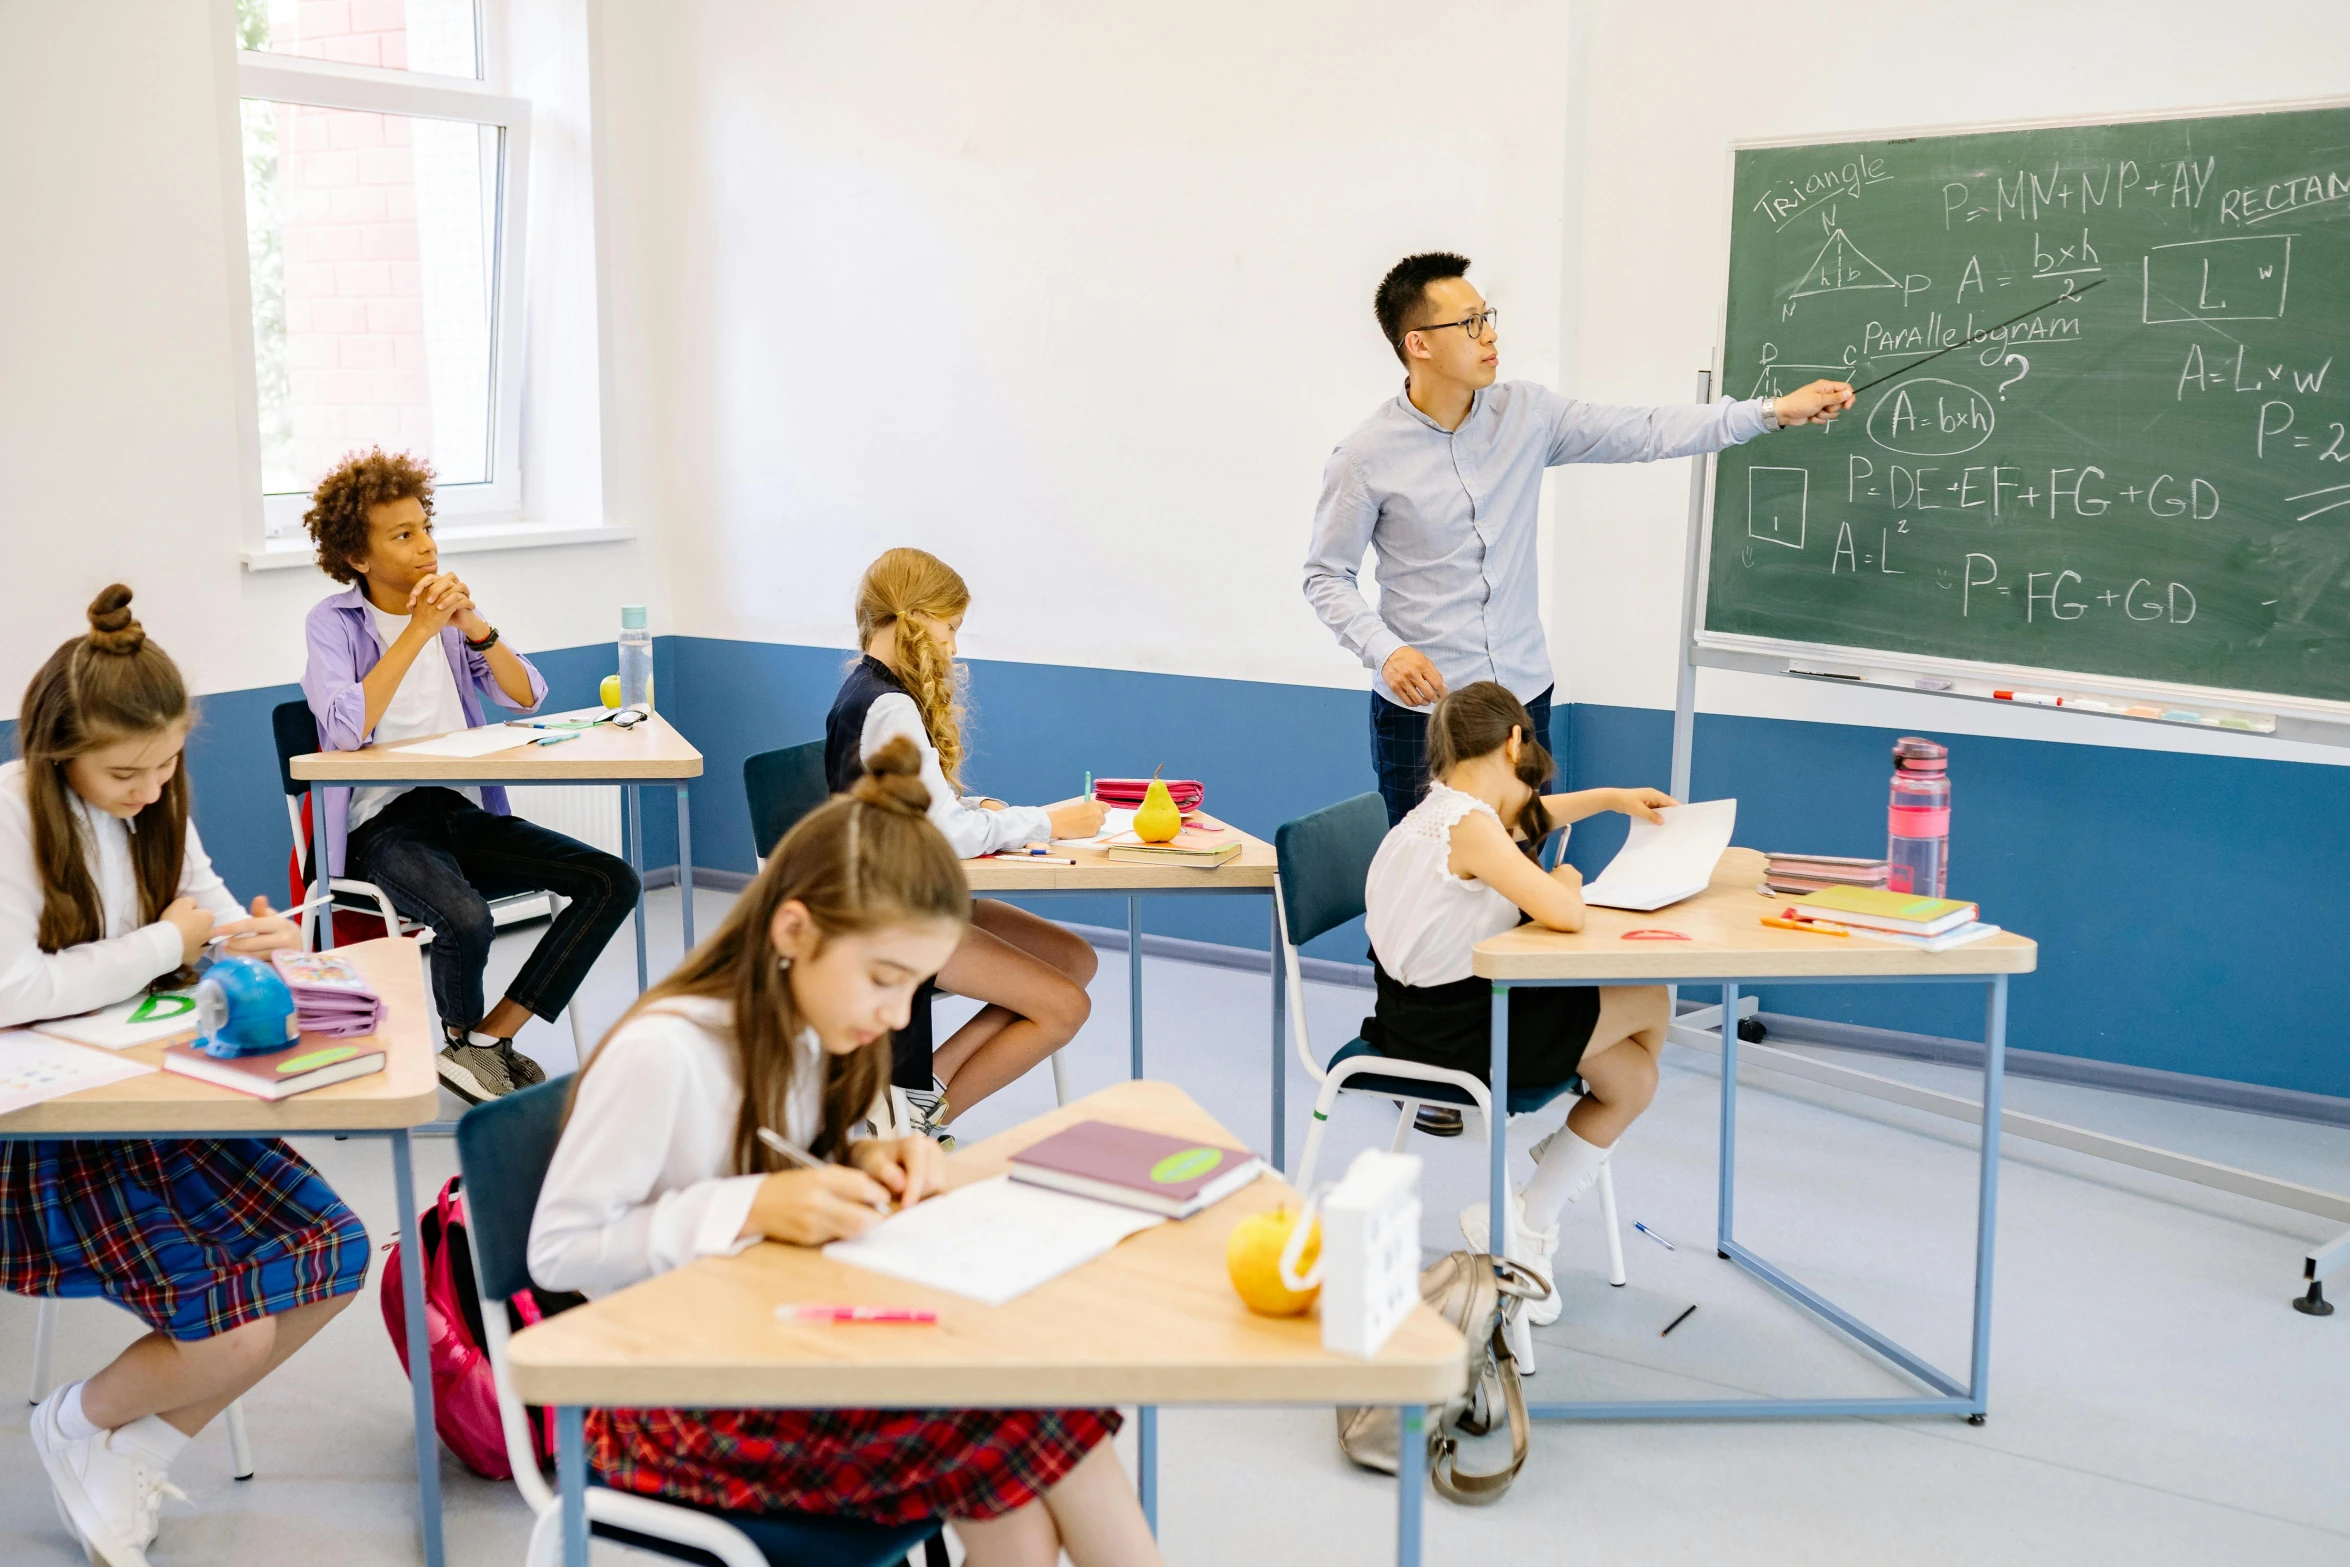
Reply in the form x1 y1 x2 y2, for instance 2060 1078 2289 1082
528 995 829 1300
858 692 1053 859
0 759 244 1028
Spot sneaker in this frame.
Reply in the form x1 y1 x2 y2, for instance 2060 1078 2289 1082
29 1389 184 1567
1409 1105 1465 1137
1461 1195 1563 1327
493 1039 547 1089
900 1077 955 1149
437 1038 517 1105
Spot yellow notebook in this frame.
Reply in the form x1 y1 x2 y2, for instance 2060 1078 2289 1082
1787 885 1978 935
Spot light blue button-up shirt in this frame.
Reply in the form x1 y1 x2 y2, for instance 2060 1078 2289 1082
1304 381 1775 709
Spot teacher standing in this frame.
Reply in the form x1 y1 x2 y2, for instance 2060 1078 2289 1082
1305 252 1853 824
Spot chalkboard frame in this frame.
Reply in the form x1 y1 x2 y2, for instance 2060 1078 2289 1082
1690 94 2350 749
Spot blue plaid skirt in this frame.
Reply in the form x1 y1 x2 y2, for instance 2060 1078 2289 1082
0 1138 369 1341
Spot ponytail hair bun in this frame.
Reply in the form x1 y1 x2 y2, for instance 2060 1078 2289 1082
85 585 146 657
849 735 934 818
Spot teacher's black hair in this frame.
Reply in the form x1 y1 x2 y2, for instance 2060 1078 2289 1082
1375 252 1472 366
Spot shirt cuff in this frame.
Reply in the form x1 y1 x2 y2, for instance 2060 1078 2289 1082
691 1174 768 1260
140 921 185 978
1360 626 1407 679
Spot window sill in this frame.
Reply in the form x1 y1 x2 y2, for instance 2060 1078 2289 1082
241 523 637 572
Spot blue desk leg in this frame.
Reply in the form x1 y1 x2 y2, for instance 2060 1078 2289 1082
625 783 647 992
1396 1404 1425 1566
558 1405 587 1566
310 787 335 952
1488 984 1510 1247
676 785 695 951
1269 897 1286 1172
1128 895 1144 1079
1718 981 1740 1257
1137 1404 1157 1534
1968 975 2008 1420
389 1132 445 1567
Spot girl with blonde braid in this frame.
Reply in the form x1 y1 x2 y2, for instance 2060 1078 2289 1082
822 549 1104 1138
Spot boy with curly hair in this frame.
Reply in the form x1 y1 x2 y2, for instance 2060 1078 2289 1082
298 448 639 1102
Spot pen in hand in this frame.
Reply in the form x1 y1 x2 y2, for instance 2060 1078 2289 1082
757 1126 891 1214
206 893 333 947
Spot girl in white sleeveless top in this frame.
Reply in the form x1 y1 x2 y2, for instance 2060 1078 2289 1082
1361 682 1674 1321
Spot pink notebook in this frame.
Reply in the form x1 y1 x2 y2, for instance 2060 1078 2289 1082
270 952 386 1038
1007 1120 1263 1217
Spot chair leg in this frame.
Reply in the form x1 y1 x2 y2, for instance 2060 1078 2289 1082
28 1296 56 1404
1291 1077 1346 1189
1389 1103 1416 1153
225 1399 255 1480
568 1001 592 1068
1049 1049 1069 1107
920 1532 950 1567
1597 1161 1627 1288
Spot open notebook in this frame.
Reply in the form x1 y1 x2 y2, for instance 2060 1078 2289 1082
1580 799 1738 912
822 1175 1164 1307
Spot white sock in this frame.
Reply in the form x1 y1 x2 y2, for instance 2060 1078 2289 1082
113 1414 189 1469
466 1029 509 1048
55 1381 102 1441
1522 1125 1612 1231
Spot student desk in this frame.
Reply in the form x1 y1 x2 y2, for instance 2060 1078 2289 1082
290 714 705 992
509 1079 1466 1567
1472 848 2037 1424
963 813 1291 1161
0 938 453 1567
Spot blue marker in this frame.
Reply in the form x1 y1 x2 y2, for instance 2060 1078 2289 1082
1633 1222 1676 1252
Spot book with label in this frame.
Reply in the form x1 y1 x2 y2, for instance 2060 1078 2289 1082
161 1038 385 1100
1100 827 1241 868
1787 884 1979 936
1007 1119 1264 1217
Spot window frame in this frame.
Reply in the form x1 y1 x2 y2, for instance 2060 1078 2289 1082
229 47 533 543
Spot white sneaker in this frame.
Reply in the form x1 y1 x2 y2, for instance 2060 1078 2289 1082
29 1390 185 1567
892 1078 956 1150
1460 1194 1564 1327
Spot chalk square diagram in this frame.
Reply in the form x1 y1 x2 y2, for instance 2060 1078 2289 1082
2142 234 2292 323
1746 465 1809 550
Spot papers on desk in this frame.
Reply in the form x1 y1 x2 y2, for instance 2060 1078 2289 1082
0 1031 155 1115
389 726 537 760
1581 799 1738 912
823 1174 1165 1306
33 991 199 1050
1054 808 1135 847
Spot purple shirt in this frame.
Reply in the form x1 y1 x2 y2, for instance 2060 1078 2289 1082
300 583 548 876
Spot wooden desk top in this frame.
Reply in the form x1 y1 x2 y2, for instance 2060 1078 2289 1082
1472 848 2038 982
962 809 1276 892
0 938 442 1135
507 1080 1468 1409
289 713 703 783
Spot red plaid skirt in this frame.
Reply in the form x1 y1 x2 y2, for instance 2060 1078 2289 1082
0 1138 369 1341
590 1405 1122 1524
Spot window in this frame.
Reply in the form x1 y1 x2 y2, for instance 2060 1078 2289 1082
233 0 529 537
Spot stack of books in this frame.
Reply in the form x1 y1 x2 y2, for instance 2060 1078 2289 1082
1101 821 1241 868
1761 852 1890 897
1781 886 2001 952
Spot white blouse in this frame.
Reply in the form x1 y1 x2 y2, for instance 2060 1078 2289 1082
0 759 244 1028
1364 782 1554 989
527 995 832 1300
858 692 1053 859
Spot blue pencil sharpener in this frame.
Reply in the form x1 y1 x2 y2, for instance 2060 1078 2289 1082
193 957 300 1060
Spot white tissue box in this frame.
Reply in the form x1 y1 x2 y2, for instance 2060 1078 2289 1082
1319 1149 1422 1359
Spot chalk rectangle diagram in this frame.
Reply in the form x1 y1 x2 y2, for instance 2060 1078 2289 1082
2142 235 2292 324
1746 465 1809 550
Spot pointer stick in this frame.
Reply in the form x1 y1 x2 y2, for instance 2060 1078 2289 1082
1846 277 2106 396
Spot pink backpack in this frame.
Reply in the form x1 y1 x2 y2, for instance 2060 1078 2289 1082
380 1175 569 1479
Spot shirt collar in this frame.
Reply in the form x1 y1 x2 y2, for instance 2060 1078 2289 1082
326 581 371 615
1391 378 1488 435
858 653 906 692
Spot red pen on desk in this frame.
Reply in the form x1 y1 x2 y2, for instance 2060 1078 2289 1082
778 1304 938 1325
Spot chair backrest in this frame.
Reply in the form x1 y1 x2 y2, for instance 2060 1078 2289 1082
743 740 831 861
271 700 321 799
454 1075 575 1304
1274 792 1388 949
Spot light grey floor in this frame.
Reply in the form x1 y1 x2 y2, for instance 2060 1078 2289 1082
5 886 2346 1564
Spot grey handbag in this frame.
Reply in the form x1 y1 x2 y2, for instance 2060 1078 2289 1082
1336 1250 1549 1505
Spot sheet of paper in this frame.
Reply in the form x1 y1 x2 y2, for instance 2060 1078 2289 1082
1053 807 1135 847
31 992 199 1051
823 1174 1165 1306
387 726 538 760
0 1031 156 1115
1582 799 1738 911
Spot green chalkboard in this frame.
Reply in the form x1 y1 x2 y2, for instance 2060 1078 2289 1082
1706 103 2350 709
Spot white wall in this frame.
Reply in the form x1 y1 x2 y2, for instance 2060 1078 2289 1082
590 0 1574 691
0 0 656 721
1555 0 2350 765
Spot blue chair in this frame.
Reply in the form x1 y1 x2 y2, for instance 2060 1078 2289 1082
454 1079 948 1567
742 741 832 865
1272 794 1627 1313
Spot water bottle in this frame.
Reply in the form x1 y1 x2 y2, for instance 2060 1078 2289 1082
1886 736 1949 897
617 605 654 713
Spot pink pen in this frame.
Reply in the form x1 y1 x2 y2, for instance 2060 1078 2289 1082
778 1304 938 1325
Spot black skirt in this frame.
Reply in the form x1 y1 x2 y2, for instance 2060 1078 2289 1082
1360 958 1601 1091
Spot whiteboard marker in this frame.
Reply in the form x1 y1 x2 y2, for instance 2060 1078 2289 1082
2058 697 2113 712
1994 690 2056 706
2161 710 2201 723
1914 677 1953 691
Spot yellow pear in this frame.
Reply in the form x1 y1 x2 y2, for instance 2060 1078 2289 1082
1133 774 1182 842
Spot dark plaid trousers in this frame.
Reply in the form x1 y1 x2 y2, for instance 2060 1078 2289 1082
1369 685 1555 826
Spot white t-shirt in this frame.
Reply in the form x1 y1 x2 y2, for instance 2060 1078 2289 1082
351 602 482 832
1364 782 1556 989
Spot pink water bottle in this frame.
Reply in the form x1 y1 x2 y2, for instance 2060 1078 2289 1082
1887 737 1950 897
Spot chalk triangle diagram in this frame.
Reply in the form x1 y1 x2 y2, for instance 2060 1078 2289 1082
1789 226 1901 299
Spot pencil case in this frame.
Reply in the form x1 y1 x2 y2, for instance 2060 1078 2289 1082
1091 779 1204 813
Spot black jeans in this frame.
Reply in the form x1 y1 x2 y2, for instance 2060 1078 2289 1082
345 788 640 1031
1369 685 1555 826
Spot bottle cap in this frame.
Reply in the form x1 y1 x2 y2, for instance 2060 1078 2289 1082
1892 735 1947 771
620 605 648 630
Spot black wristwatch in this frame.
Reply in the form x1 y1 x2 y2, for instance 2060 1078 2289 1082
464 626 501 652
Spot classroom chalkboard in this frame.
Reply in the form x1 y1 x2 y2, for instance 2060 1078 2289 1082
1704 102 2350 714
